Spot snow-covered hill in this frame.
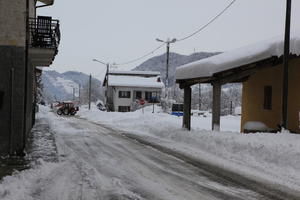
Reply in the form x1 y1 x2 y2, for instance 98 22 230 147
41 71 102 102
133 52 220 86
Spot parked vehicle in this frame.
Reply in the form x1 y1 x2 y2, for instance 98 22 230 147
96 101 106 111
55 102 79 116
171 103 184 117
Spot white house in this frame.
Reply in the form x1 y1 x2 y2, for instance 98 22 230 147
103 71 164 112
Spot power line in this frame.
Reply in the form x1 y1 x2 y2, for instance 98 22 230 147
177 0 236 42
110 0 236 66
113 43 165 66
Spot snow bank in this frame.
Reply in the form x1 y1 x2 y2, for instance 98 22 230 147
79 106 300 191
176 30 300 80
0 160 60 200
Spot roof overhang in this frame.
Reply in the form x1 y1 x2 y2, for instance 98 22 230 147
176 56 283 88
175 31 300 88
37 0 54 6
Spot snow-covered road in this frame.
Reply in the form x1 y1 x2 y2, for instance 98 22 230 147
1 109 298 200
56 117 266 200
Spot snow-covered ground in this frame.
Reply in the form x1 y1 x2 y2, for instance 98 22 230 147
0 106 275 200
1 105 300 199
79 105 300 192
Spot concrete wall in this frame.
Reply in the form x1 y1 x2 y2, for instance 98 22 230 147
241 57 300 133
0 0 38 156
0 46 26 155
0 0 26 46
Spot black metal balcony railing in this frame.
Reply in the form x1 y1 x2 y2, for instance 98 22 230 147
29 16 60 53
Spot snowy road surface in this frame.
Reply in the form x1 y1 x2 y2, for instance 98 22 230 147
0 111 295 200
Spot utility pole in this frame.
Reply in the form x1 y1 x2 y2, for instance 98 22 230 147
78 83 81 105
156 38 177 89
88 74 92 110
166 42 170 88
92 59 111 110
106 63 109 105
198 83 201 110
282 0 292 129
72 88 75 101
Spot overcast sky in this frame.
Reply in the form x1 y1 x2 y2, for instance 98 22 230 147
40 0 300 79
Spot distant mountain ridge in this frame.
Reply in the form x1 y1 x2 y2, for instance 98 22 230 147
41 70 101 102
133 52 220 86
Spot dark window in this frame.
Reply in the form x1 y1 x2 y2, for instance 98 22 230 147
119 91 131 98
118 106 130 112
264 86 272 110
145 92 160 103
135 91 142 99
145 92 152 101
0 91 4 109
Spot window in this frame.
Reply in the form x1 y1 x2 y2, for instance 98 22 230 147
135 91 142 99
118 106 130 112
264 86 272 110
0 90 4 110
145 91 159 103
119 91 131 98
145 92 152 101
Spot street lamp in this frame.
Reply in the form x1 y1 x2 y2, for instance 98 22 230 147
92 59 110 108
155 38 177 88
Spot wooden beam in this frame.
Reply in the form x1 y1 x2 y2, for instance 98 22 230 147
178 77 212 89
183 87 192 130
212 83 221 131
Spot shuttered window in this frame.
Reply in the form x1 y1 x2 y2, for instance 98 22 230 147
264 86 272 110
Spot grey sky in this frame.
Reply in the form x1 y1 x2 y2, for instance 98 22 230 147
40 0 300 79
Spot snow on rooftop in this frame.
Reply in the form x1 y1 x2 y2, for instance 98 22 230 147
176 31 300 80
108 75 164 88
109 70 160 76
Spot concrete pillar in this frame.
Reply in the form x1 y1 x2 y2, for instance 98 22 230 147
183 86 192 130
212 83 221 131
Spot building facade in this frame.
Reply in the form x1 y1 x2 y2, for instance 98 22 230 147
242 57 300 133
175 33 300 132
0 0 60 156
104 71 164 112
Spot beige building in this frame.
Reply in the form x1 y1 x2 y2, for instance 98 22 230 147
242 57 300 133
0 0 60 156
175 33 300 133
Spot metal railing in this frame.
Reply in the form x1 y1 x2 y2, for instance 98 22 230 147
29 16 60 52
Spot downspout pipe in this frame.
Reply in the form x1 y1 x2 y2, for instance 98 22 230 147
282 0 292 129
22 0 30 156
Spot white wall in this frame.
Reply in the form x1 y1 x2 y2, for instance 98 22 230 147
111 86 162 112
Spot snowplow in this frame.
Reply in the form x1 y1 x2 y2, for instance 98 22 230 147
54 102 79 116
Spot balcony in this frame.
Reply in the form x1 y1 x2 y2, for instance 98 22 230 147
28 16 60 67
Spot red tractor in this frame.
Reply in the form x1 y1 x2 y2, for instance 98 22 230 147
56 102 79 116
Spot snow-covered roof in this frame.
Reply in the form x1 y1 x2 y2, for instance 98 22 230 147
176 31 300 80
109 71 160 77
108 75 164 88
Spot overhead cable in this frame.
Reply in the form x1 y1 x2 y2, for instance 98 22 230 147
177 0 236 42
114 44 165 66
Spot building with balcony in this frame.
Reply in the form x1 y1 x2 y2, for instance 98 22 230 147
0 0 60 156
103 71 164 112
